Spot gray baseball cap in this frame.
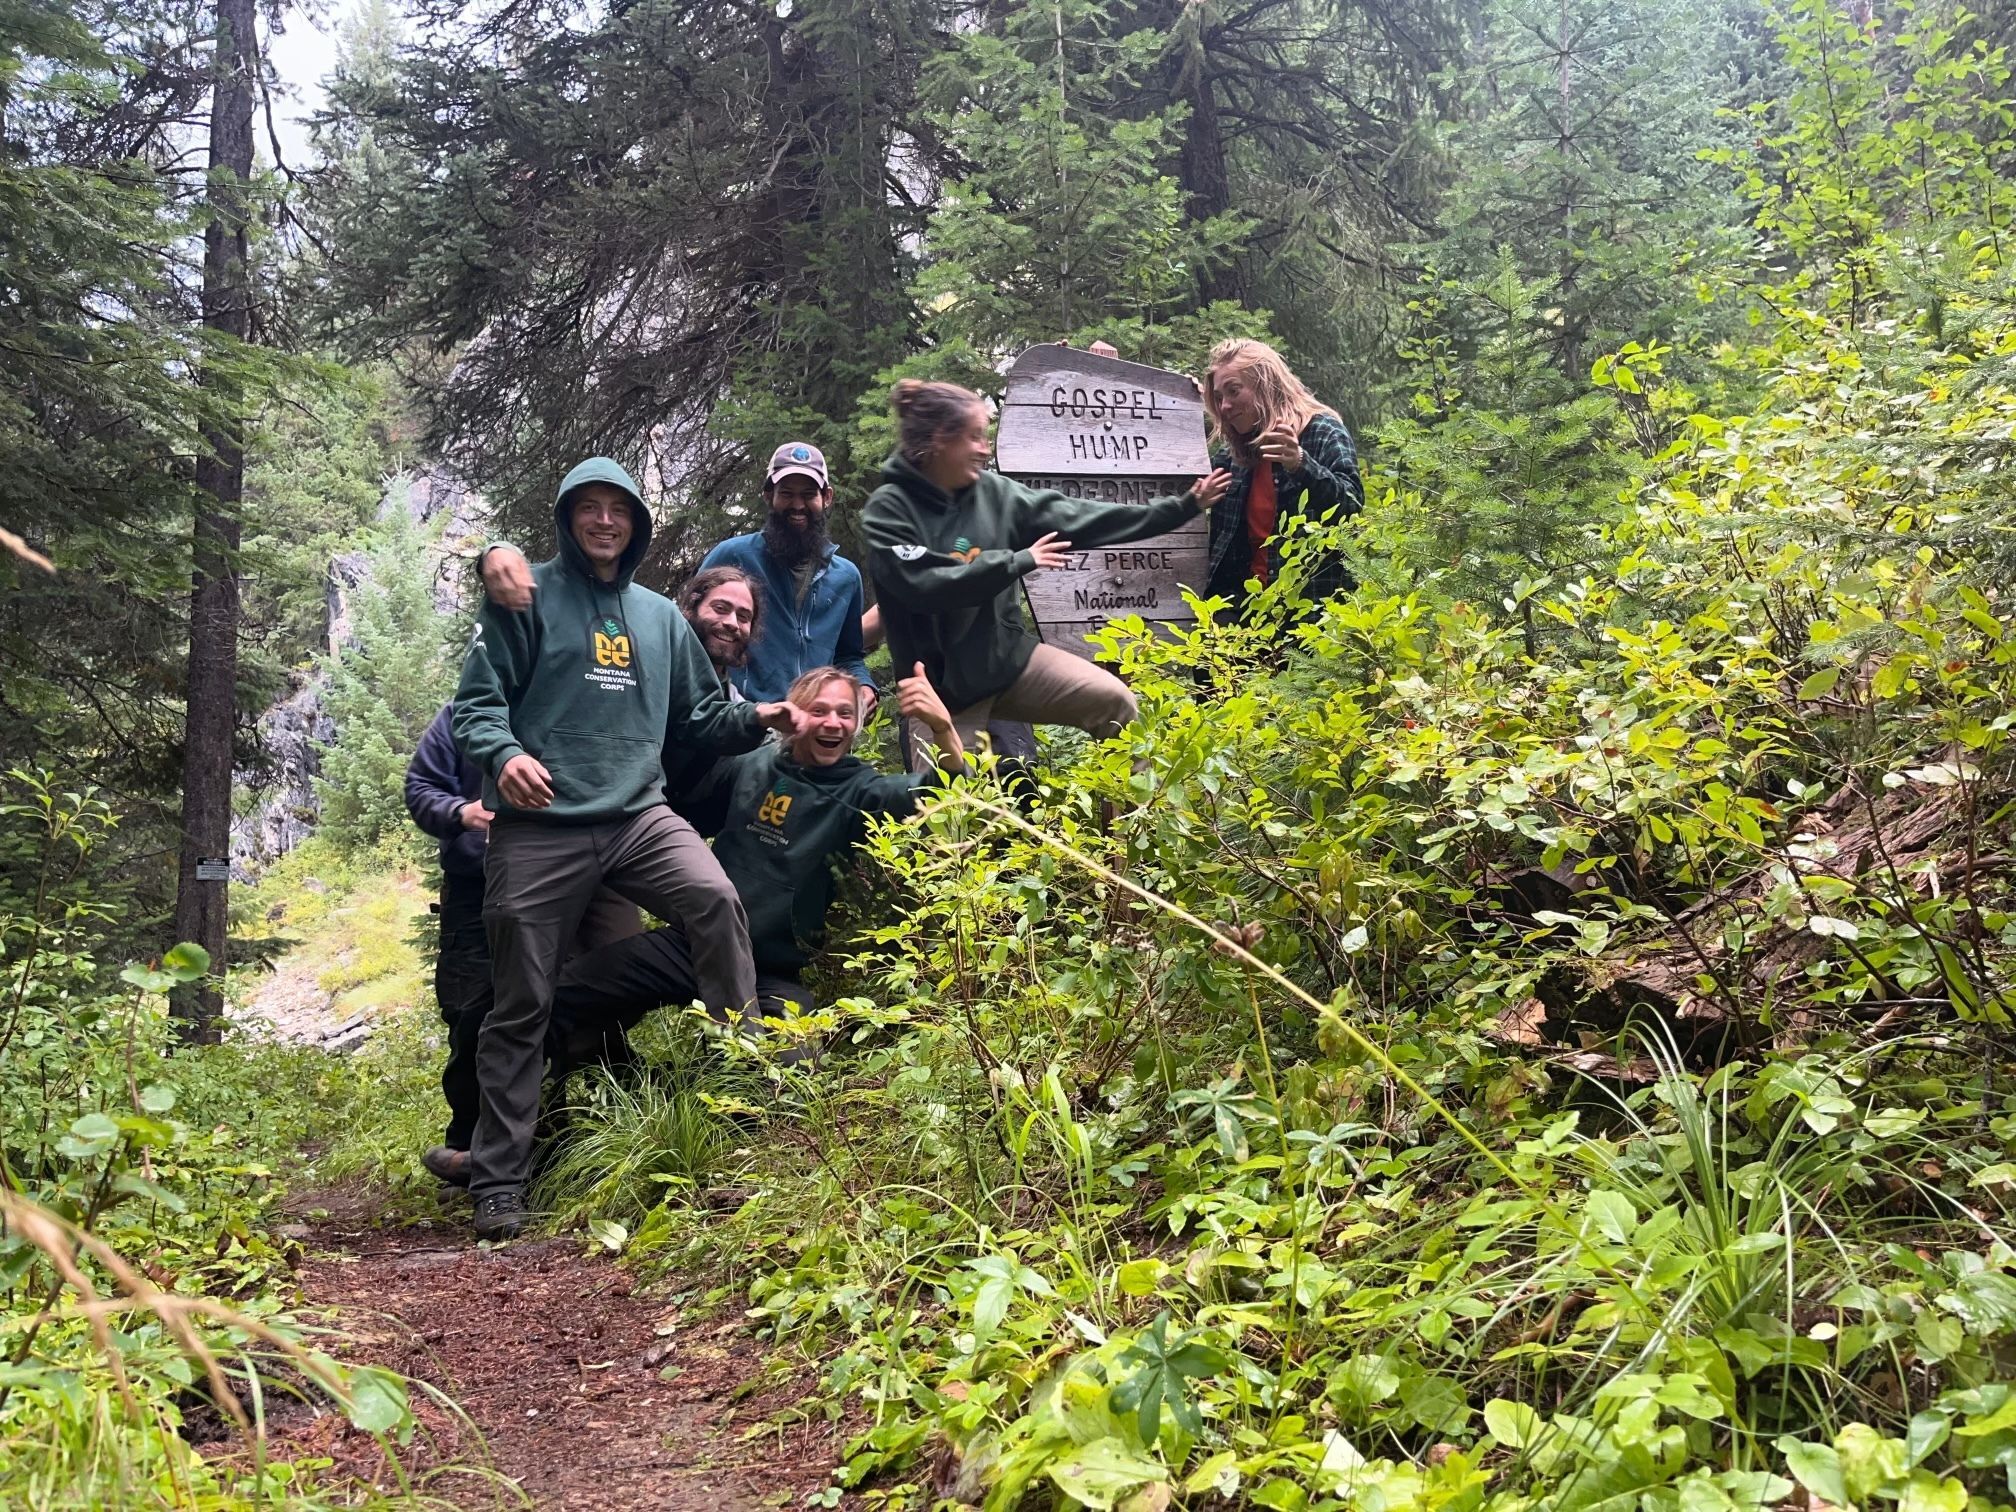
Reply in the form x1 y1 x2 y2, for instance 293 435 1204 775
766 441 828 488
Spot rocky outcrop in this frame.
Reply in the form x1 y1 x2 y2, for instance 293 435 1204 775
230 467 484 876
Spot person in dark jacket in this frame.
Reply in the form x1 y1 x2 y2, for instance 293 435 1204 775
559 662 966 1057
403 704 641 1185
661 566 755 808
451 456 809 1238
1198 338 1364 616
862 379 1230 768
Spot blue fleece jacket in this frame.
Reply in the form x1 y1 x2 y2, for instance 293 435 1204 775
698 534 873 703
405 703 485 878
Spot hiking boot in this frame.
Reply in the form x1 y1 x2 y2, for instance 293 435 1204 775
473 1188 529 1241
421 1146 472 1187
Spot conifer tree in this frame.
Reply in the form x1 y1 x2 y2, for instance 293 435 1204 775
313 498 458 856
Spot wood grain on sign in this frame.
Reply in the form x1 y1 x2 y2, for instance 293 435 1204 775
1018 520 1207 625
996 345 1214 660
995 346 1209 476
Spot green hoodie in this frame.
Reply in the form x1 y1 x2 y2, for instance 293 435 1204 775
861 454 1201 710
452 458 766 824
685 742 934 974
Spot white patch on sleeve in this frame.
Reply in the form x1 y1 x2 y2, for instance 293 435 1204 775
890 544 927 561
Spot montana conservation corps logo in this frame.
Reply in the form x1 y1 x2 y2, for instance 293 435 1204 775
747 786 793 845
594 629 631 668
789 445 812 462
585 613 637 691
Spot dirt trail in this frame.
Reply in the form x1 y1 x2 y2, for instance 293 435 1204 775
270 1197 847 1509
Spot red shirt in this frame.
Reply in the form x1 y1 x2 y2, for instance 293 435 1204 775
1245 460 1278 585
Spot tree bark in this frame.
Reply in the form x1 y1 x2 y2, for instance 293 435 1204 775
1174 52 1246 307
170 0 256 1041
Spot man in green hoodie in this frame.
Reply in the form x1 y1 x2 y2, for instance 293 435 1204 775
452 458 808 1239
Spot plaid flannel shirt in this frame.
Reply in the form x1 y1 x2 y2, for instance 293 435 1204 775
1203 411 1364 613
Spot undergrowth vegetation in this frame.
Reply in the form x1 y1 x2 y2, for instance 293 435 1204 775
520 87 2016 1509
5 1 2014 1507
0 778 435 1508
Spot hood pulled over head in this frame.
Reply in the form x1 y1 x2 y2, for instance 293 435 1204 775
554 457 651 585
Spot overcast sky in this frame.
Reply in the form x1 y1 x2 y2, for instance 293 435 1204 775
265 3 346 169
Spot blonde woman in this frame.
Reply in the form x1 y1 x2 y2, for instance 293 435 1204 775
1199 339 1364 613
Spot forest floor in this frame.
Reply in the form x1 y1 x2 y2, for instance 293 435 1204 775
255 1183 850 1510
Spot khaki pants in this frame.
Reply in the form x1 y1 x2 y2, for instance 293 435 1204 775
472 808 755 1196
910 643 1137 768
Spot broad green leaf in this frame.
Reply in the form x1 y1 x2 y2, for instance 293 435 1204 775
1044 1438 1167 1511
1319 1429 1365 1473
1116 1259 1166 1298
1863 1107 1924 1138
1799 667 1842 699
1655 1374 1728 1421
111 1171 187 1213
162 942 211 979
972 1273 1012 1335
119 963 178 993
1586 1189 1635 1244
1953 1393 2016 1438
1248 1478 1307 1512
1714 1470 1793 1503
1327 1354 1400 1411
1486 1398 1544 1449
1899 1470 1968 1512
343 1369 410 1437
1915 1312 1964 1362
1777 1439 1847 1508
1181 1451 1240 1498
57 1111 120 1159
1905 1411 1951 1466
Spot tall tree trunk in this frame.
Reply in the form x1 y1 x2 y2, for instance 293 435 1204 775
170 0 256 1041
1175 56 1245 307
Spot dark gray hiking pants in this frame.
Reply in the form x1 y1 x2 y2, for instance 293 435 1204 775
471 807 756 1197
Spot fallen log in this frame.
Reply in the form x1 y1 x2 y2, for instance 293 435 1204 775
1493 782 1997 1064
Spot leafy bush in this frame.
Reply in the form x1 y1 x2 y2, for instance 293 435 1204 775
0 772 439 1507
507 246 2016 1508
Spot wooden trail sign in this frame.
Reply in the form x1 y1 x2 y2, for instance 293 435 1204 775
995 345 1210 660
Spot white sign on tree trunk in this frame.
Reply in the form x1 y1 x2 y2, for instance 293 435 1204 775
995 345 1211 660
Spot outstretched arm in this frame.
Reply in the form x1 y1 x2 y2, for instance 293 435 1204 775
668 614 810 751
862 500 1034 611
1015 470 1231 550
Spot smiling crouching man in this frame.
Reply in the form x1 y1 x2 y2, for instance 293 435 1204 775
451 458 810 1240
